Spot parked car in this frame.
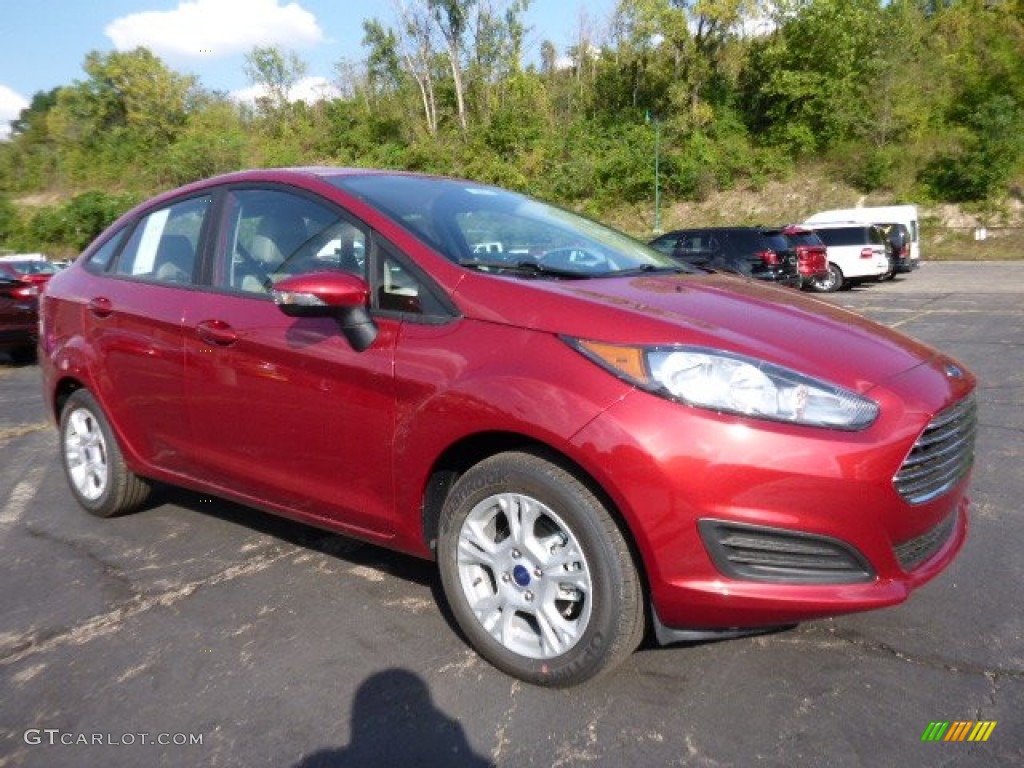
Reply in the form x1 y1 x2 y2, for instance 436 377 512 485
805 205 920 267
648 227 801 289
0 257 60 286
802 222 890 292
40 169 976 687
781 225 829 289
0 276 40 362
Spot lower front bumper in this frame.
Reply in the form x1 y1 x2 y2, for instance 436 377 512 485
650 498 968 633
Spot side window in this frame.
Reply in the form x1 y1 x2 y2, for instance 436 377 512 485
215 188 366 294
680 233 718 254
374 240 449 317
114 197 210 283
85 228 128 272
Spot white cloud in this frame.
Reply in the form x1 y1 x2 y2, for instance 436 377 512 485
0 85 30 141
105 0 324 59
231 76 340 105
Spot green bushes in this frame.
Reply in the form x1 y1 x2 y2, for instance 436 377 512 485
5 191 139 256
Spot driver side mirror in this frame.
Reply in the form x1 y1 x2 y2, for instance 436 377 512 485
272 271 378 351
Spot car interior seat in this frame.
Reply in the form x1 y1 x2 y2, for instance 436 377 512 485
241 215 309 292
153 235 195 283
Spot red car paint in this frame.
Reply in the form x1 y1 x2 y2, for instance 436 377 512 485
39 168 974 663
782 225 829 282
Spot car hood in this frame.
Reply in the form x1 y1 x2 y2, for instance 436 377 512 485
453 271 943 394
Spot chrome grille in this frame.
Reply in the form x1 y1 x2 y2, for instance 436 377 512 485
894 394 977 505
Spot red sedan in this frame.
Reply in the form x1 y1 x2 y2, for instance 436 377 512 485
39 169 976 686
0 257 60 286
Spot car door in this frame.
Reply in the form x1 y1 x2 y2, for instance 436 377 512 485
181 185 401 535
85 194 213 471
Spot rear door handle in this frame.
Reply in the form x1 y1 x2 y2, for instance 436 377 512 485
195 319 238 347
87 297 113 318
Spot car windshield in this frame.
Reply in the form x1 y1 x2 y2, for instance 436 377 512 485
327 174 689 278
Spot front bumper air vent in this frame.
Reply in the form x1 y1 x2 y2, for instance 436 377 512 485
698 520 875 584
893 509 958 572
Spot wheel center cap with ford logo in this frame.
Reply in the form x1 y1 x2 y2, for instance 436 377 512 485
512 564 531 587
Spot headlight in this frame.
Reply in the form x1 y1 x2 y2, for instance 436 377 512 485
570 340 878 430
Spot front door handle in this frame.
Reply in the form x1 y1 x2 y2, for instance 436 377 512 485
195 319 238 347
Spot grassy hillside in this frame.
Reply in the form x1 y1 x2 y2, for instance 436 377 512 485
606 167 1024 260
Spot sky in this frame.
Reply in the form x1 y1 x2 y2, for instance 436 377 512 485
0 0 620 137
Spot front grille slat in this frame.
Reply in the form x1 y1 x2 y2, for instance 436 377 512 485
898 451 975 494
913 418 974 449
894 394 976 505
896 431 976 484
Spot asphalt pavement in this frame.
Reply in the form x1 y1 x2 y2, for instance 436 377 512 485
1 261 1021 767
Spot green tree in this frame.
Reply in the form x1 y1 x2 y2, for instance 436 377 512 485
46 48 195 187
243 46 308 116
917 0 1024 200
741 0 886 154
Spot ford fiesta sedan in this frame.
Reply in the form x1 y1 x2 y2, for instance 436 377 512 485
39 168 976 687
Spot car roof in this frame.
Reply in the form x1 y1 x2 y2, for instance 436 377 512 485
804 221 877 230
102 167 467 240
656 226 779 235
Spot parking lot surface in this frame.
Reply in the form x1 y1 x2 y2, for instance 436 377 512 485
1 262 1021 767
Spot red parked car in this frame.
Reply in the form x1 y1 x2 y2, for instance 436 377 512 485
0 257 60 286
39 169 976 686
0 276 40 362
782 225 829 289
0 258 60 362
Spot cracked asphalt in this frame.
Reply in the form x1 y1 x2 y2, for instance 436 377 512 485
1 262 1022 767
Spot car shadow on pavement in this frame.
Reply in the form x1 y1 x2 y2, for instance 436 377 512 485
150 484 474 648
152 485 439 590
292 668 494 768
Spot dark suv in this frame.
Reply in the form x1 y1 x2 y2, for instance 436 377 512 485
876 222 914 276
649 227 801 288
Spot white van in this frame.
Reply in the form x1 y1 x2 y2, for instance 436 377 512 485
802 222 890 292
804 205 920 268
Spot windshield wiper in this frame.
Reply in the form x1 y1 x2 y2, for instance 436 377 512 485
603 264 690 277
459 259 594 279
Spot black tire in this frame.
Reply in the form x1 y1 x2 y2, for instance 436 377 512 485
59 389 151 518
808 263 843 293
437 451 644 687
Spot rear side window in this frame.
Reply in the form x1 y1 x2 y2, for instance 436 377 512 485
678 232 720 253
85 228 128 272
816 227 867 247
114 197 212 283
727 230 761 253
